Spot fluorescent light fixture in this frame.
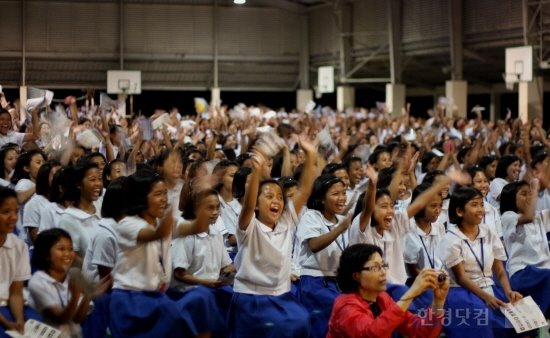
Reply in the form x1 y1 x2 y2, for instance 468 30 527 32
234 0 246 4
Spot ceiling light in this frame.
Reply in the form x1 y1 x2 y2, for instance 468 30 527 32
234 0 246 4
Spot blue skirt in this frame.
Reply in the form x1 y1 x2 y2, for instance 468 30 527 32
82 292 111 338
0 306 41 338
228 292 309 338
443 285 521 338
510 265 550 314
297 276 340 338
110 288 223 338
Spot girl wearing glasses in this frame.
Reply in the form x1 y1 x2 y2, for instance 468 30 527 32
327 243 448 338
439 186 522 338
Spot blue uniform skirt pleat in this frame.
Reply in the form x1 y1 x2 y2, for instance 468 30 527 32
297 275 340 338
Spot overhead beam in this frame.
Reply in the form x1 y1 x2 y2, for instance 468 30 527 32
387 0 402 83
449 0 463 80
335 0 353 82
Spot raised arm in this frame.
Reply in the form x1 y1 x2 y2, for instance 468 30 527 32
137 208 174 243
357 165 378 232
238 151 264 230
516 178 539 225
292 135 318 215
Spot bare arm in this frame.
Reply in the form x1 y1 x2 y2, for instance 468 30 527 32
238 152 263 231
358 165 378 232
137 209 174 243
292 136 318 215
307 214 352 253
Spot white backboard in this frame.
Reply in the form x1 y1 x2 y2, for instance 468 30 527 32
505 46 533 83
107 70 141 94
318 66 334 94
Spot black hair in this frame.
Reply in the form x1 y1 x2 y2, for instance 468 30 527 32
531 150 548 170
448 186 483 226
213 160 239 192
500 180 529 215
63 161 100 202
422 169 445 185
367 146 390 166
11 149 45 184
495 154 521 180
278 176 298 189
232 166 252 200
0 187 16 208
0 145 18 180
182 188 219 220
467 165 487 184
101 177 127 220
49 167 70 203
322 163 347 175
83 152 106 166
337 244 383 293
410 182 435 219
124 170 164 216
421 151 440 173
35 160 61 197
478 154 498 171
31 228 72 271
236 152 253 168
377 166 397 190
345 156 362 172
222 147 236 161
307 174 344 212
103 159 125 188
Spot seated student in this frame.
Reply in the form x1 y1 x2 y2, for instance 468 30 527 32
0 187 41 336
39 168 71 232
327 243 448 338
0 108 38 148
439 186 523 338
171 188 235 321
109 170 223 338
469 166 503 237
500 180 550 315
228 136 317 338
488 155 521 210
28 229 110 338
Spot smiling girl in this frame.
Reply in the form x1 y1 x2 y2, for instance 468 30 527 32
58 162 103 267
439 186 522 338
229 136 317 338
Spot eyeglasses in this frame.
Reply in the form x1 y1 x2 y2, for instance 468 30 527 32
361 263 389 272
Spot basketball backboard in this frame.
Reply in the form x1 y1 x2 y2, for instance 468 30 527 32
504 46 533 83
107 70 141 95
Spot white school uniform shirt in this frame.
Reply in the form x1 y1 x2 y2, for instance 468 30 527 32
22 194 50 231
0 234 30 305
439 224 507 288
403 219 445 273
82 218 118 283
536 189 550 212
14 179 34 241
434 199 449 228
395 193 412 213
501 209 550 277
349 209 410 284
488 177 508 210
295 210 348 277
170 225 232 292
58 207 101 258
0 178 11 188
167 180 184 221
39 202 65 232
0 131 25 147
219 196 241 236
483 201 503 238
112 216 172 291
28 271 84 338
233 201 299 296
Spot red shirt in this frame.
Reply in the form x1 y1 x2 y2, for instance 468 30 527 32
327 292 443 338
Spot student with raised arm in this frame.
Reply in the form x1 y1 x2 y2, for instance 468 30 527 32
228 136 317 338
294 165 376 338
349 167 465 305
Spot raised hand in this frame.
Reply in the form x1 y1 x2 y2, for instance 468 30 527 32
447 169 472 186
364 164 378 186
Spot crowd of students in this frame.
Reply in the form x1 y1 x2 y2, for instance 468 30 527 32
1 89 550 338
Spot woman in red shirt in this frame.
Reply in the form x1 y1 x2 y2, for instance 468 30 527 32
327 243 449 338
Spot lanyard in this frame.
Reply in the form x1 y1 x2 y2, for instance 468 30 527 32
464 238 485 276
419 235 435 269
326 225 347 252
55 284 66 308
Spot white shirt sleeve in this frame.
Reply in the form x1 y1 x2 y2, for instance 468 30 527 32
402 233 421 264
14 179 34 192
116 217 150 250
28 276 61 312
58 215 84 255
90 232 118 269
438 234 463 269
171 236 193 271
296 211 324 243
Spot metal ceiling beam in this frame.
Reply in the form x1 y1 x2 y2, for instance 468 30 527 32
449 0 463 80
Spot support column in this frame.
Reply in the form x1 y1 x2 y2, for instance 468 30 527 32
19 86 27 122
337 86 355 112
445 80 467 117
519 76 543 123
387 0 402 84
336 2 352 82
296 89 313 112
385 83 405 116
449 0 463 81
211 87 221 108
